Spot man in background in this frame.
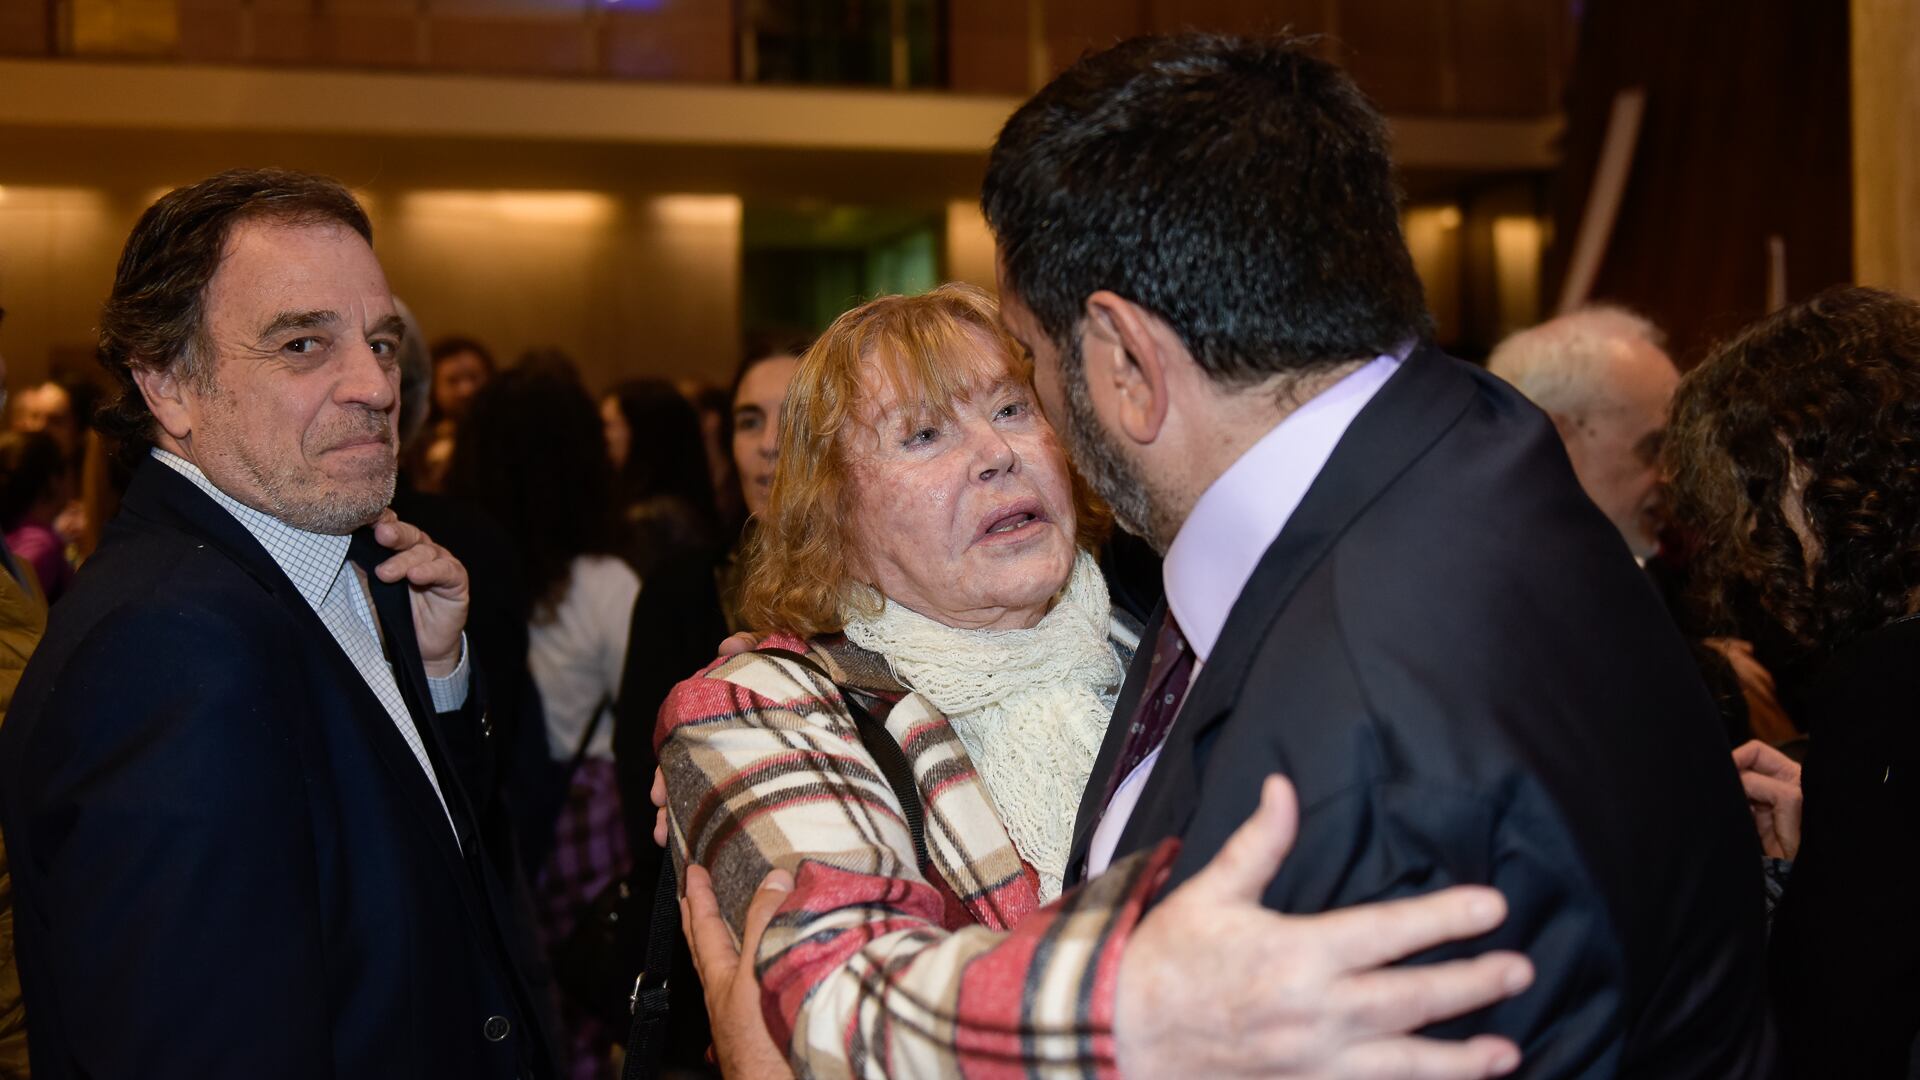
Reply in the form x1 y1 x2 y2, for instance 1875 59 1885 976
1486 307 1677 561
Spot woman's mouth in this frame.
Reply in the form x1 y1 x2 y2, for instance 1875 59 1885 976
977 501 1048 542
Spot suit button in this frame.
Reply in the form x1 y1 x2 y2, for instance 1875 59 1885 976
484 1015 511 1042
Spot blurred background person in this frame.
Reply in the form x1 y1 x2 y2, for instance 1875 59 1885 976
0 305 45 1079
601 378 721 578
8 382 76 466
409 334 495 492
717 343 801 631
448 359 637 1080
676 379 741 540
1666 285 1920 1078
1489 306 1796 746
1487 306 1676 562
0 432 74 606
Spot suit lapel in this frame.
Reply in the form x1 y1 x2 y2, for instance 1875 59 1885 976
1106 349 1483 862
121 462 473 877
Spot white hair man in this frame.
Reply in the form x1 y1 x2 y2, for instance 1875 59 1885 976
1488 307 1679 560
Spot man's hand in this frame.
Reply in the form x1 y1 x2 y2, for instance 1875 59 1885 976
1732 739 1802 861
1116 776 1531 1079
718 630 763 658
370 510 469 677
682 864 797 1080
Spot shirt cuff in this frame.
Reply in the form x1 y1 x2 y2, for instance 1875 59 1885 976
426 633 470 713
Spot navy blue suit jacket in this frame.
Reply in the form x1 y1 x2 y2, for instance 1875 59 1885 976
1069 349 1778 1077
0 459 555 1079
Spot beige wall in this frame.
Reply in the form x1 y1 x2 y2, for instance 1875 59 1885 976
1853 0 1920 297
0 182 742 394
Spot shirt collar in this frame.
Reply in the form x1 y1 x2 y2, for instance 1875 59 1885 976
151 447 350 611
1163 354 1403 662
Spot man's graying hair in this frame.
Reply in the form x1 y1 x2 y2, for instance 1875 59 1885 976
96 168 373 449
1486 305 1667 420
982 33 1431 391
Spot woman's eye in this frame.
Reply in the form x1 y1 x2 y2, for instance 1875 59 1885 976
996 400 1027 420
906 427 939 446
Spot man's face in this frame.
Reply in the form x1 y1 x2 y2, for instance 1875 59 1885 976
174 219 402 535
1560 337 1680 559
997 278 1161 546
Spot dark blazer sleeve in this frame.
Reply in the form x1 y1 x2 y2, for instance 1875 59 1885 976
19 601 332 1079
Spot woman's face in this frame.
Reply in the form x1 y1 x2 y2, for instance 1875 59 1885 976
601 396 631 470
433 351 489 422
732 355 800 518
842 337 1077 631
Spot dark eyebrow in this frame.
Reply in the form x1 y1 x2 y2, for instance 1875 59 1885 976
733 404 765 416
255 309 340 343
368 313 406 342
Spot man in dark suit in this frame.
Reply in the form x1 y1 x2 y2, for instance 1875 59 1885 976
985 34 1777 1077
0 169 554 1079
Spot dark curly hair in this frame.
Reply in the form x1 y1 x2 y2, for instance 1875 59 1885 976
444 357 620 621
1664 285 1920 668
95 169 372 452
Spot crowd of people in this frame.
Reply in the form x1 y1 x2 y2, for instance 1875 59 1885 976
0 28 1908 1080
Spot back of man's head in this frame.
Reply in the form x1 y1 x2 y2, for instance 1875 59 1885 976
982 33 1430 388
1486 306 1668 421
96 168 373 451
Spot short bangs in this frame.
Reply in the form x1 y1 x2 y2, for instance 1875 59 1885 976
738 282 1107 638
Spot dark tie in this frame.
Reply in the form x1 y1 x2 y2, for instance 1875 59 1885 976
1100 613 1196 812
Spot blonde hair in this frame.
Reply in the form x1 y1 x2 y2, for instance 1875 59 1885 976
738 283 1109 638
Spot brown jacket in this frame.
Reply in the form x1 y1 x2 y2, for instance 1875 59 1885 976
0 557 46 1078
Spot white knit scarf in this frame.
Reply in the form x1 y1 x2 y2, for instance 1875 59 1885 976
842 551 1122 900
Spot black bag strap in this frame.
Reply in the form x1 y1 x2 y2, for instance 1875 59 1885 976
754 646 927 869
619 646 929 1079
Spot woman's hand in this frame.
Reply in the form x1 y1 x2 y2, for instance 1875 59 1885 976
1115 776 1531 1079
1732 739 1803 860
682 863 796 1079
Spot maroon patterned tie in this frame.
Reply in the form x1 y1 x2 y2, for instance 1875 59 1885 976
1101 614 1196 812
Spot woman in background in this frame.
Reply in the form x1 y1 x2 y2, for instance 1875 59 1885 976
0 431 74 604
448 360 637 1080
716 342 802 630
601 378 721 579
1665 285 1920 1078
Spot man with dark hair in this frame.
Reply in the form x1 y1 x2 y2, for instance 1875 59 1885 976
984 34 1776 1075
0 169 555 1079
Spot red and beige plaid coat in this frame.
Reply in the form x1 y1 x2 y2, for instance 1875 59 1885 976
657 632 1176 1079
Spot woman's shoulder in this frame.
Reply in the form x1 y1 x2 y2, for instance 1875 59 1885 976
657 632 848 740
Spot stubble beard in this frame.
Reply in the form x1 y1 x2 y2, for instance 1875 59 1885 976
212 399 397 535
1058 344 1181 552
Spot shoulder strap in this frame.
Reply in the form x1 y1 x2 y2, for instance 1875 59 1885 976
755 646 928 870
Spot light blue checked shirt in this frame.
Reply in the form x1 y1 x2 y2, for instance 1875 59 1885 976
154 449 466 838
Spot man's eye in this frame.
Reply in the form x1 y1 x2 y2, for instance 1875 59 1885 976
285 337 323 355
370 339 398 358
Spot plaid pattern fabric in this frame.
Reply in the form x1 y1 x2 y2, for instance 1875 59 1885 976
657 633 1178 1080
536 758 632 1080
151 449 465 837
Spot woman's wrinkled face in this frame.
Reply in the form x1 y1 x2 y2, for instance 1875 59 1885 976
843 335 1078 631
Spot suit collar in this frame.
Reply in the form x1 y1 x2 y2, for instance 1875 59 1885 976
150 449 352 611
1089 347 1483 868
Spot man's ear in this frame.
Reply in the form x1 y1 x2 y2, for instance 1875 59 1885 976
132 363 194 442
1082 290 1176 446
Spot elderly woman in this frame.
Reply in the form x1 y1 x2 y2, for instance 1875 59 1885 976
1664 285 1920 1079
656 285 1531 1079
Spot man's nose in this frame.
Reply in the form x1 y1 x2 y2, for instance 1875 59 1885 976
339 342 397 409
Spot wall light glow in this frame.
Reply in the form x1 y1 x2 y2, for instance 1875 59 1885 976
401 190 618 226
648 195 741 228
